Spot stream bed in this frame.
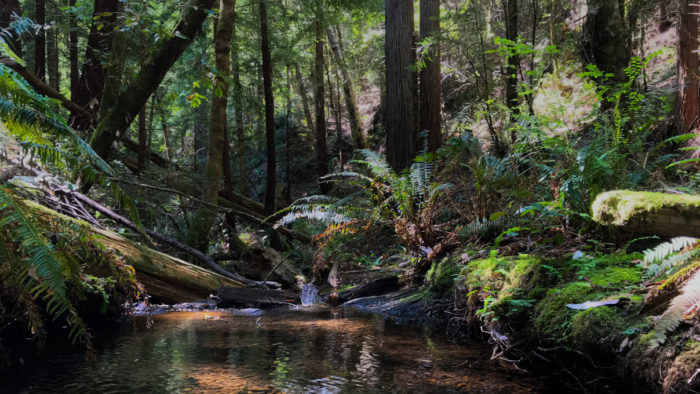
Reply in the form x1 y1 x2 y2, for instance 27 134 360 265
2 308 543 393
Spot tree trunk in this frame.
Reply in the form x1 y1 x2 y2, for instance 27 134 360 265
193 98 209 172
583 0 630 85
326 26 366 150
677 0 699 135
138 105 147 171
294 63 315 132
156 94 171 160
71 0 119 131
326 58 343 170
231 21 249 196
46 4 59 91
259 0 276 215
385 0 416 172
69 0 79 100
285 64 292 203
34 0 45 81
419 0 441 152
504 0 519 142
188 0 236 252
314 7 330 193
88 0 215 165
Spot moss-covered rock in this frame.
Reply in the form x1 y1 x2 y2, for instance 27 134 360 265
570 306 625 352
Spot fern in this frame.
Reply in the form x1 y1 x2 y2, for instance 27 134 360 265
643 237 699 278
649 267 700 348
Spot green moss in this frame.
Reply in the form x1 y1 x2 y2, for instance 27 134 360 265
533 282 594 340
592 190 700 225
570 306 625 351
587 266 643 286
426 257 460 296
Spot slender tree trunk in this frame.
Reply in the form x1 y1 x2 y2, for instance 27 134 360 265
504 0 519 142
260 0 276 215
419 0 441 152
46 3 59 91
138 105 147 171
98 10 126 121
325 55 343 171
294 63 315 132
327 26 366 150
34 0 46 81
231 21 249 196
71 0 119 131
188 0 236 252
88 0 215 166
314 6 330 193
156 94 171 160
678 0 700 136
69 0 79 100
385 0 416 171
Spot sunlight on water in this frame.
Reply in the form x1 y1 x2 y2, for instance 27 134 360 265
3 309 542 393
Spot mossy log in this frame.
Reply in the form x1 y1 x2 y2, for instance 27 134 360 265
24 200 243 303
592 190 700 237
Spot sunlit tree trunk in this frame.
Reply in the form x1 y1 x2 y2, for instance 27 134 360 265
188 0 236 252
419 0 441 152
385 0 416 171
314 5 330 193
503 0 519 142
327 25 366 150
69 0 78 100
260 0 276 215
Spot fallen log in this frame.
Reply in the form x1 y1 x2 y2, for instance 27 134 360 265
23 200 243 303
216 286 297 308
592 190 700 237
334 276 400 304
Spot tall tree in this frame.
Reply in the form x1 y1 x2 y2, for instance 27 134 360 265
294 63 315 132
503 0 519 142
46 1 59 91
677 0 699 136
314 3 330 193
69 0 79 100
385 0 416 171
231 21 249 196
137 106 147 171
583 0 630 85
188 0 236 251
34 0 45 81
88 0 215 165
327 26 366 150
260 0 276 215
71 0 119 131
419 0 441 152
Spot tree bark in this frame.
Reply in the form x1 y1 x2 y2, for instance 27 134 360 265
69 0 79 100
385 0 416 172
583 0 630 85
34 0 45 81
231 21 249 196
138 105 147 171
327 26 366 150
326 57 343 170
419 0 441 152
88 0 215 165
677 0 699 135
156 94 171 160
294 63 315 132
0 0 21 55
314 7 330 193
46 3 59 91
503 0 519 142
187 0 236 252
259 0 276 215
71 0 119 131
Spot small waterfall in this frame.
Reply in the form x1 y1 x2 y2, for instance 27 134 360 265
300 283 320 306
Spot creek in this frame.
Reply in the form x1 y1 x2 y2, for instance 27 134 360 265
2 308 542 393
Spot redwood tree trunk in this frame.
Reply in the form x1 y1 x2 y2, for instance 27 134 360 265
34 0 45 81
188 0 236 252
46 0 59 91
678 0 699 135
419 0 441 152
385 0 416 172
231 21 249 196
260 0 276 215
69 0 79 100
71 0 119 131
314 6 330 193
88 0 215 165
327 26 366 150
295 63 315 132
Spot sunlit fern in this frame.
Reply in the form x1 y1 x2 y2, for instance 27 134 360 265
642 237 700 347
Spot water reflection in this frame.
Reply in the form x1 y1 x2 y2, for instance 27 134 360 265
3 308 541 393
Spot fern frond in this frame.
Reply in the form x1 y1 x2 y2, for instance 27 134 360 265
649 266 700 347
643 237 698 265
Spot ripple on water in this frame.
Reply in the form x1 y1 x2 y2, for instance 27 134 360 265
2 309 543 393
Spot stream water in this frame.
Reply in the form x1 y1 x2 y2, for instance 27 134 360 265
2 308 543 393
